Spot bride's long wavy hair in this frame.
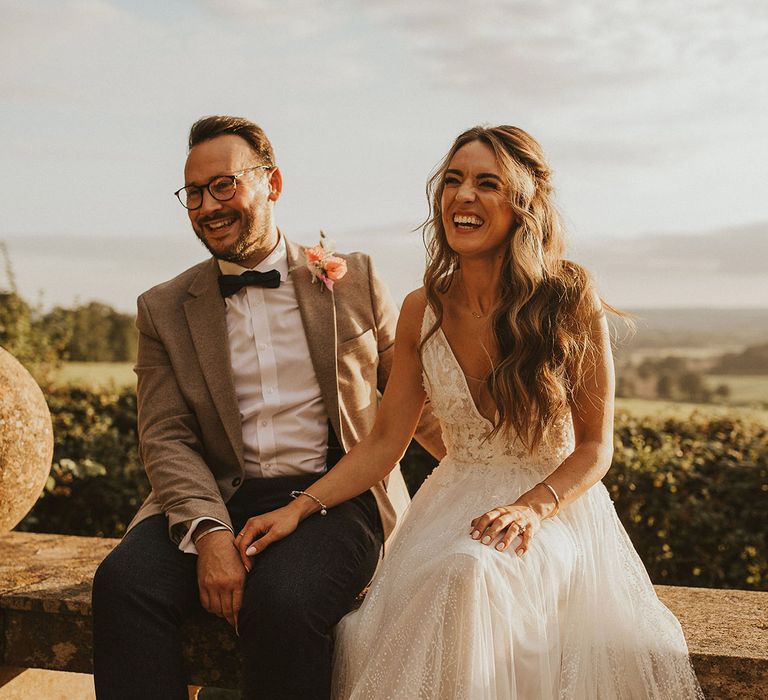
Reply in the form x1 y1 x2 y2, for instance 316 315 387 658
420 125 616 450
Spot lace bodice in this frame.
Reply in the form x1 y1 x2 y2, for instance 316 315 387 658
420 305 574 475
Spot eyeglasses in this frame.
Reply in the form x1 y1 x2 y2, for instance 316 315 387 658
174 165 273 210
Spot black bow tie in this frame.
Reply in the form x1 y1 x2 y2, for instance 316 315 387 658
218 269 281 297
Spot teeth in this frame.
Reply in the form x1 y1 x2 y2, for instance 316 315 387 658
453 214 484 226
207 218 236 231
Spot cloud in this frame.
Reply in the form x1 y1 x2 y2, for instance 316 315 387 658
365 0 768 91
362 0 768 165
196 0 351 38
571 221 768 306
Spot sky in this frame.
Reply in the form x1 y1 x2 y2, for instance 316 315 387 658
1 0 767 310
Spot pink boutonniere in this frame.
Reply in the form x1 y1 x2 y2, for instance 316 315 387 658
306 231 348 291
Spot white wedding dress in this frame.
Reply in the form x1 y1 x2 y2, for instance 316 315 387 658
332 307 703 699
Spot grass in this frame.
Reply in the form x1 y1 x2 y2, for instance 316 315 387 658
52 362 135 388
615 397 768 423
705 374 768 406
51 363 768 423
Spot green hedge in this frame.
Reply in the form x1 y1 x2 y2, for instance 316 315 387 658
16 387 148 538
608 412 766 590
15 388 767 591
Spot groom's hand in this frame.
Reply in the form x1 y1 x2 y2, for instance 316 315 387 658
196 530 247 631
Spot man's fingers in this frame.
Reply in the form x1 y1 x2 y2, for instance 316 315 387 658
232 587 243 626
220 586 235 624
222 595 236 629
199 586 211 612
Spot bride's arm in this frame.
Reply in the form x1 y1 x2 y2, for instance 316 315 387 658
471 306 615 556
235 291 430 562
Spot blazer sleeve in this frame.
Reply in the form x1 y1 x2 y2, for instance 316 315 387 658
366 256 446 460
135 294 233 543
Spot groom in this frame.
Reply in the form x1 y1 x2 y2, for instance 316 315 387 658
92 115 443 700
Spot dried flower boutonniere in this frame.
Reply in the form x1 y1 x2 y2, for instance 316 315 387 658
306 231 348 291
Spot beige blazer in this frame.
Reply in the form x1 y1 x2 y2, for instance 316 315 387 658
127 238 443 543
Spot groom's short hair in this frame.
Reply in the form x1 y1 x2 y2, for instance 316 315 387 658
188 115 275 165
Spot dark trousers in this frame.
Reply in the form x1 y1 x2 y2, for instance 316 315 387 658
92 475 383 700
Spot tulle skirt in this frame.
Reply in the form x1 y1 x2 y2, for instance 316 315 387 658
332 457 703 699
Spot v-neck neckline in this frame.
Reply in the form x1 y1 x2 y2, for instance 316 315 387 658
436 325 497 429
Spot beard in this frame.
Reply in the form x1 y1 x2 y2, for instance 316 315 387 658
194 204 271 263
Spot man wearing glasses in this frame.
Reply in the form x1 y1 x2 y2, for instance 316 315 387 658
91 115 443 699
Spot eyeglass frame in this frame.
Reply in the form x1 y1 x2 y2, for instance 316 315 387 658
173 164 274 210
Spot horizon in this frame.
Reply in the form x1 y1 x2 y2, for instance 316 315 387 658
2 219 767 313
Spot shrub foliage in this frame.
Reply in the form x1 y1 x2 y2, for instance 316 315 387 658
15 388 767 591
609 411 766 590
16 387 148 538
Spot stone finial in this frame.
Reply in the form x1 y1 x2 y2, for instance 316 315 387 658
0 346 53 534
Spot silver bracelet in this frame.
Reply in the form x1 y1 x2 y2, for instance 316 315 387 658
290 490 328 516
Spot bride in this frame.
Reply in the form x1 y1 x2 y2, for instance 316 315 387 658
236 125 704 699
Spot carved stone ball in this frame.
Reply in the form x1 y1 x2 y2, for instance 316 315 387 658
0 346 53 534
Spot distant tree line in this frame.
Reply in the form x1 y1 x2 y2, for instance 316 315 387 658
41 302 136 362
1 248 136 381
0 292 136 367
713 343 768 375
615 344 768 406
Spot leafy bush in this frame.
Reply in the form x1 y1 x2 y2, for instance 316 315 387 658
15 386 148 538
15 387 767 591
607 411 767 591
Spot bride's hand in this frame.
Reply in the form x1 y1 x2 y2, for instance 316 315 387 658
470 505 541 556
235 505 302 569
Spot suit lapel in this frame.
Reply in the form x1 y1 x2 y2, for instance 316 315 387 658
286 239 343 446
183 259 244 467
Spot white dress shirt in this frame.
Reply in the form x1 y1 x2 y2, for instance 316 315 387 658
180 235 330 552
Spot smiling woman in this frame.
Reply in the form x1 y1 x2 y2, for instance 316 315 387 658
232 124 704 699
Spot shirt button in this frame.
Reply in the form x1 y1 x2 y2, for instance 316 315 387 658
261 420 268 426
232 477 242 487
264 463 271 469
266 387 274 394
258 342 267 350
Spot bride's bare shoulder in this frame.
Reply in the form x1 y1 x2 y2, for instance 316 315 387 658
397 288 430 339
402 287 428 313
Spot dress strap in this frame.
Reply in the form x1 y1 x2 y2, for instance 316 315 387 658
420 301 436 344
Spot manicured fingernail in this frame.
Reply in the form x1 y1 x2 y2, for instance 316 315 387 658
471 530 481 540
481 535 492 545
496 542 505 551
516 548 524 557
246 545 257 556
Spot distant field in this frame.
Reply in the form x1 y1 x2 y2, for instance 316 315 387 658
619 346 743 363
51 363 768 423
615 397 768 423
705 374 768 406
53 362 135 388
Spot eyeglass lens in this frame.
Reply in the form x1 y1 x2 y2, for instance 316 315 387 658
179 176 237 209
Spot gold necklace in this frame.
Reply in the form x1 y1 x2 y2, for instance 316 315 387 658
460 277 493 319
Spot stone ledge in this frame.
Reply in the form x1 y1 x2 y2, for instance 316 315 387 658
1 532 766 697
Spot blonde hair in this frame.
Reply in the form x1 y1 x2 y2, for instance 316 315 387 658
421 125 613 449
